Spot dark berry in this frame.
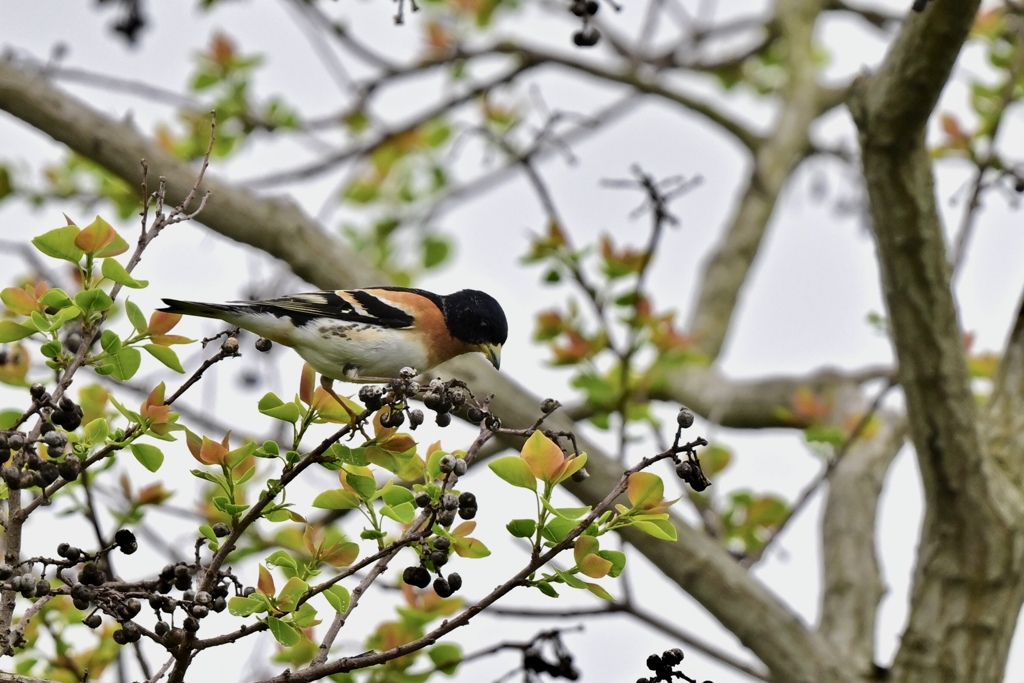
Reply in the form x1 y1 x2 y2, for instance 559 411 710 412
183 616 200 632
58 457 81 481
73 596 90 611
212 596 227 612
59 396 75 412
458 506 477 520
1016 179 1024 193
449 387 467 408
43 431 67 450
453 458 468 476
458 491 476 508
403 565 430 588
676 406 695 429
8 433 25 450
112 628 128 645
434 537 450 551
572 27 600 46
437 509 457 527
191 604 209 619
433 577 452 598
585 0 599 13
423 392 445 412
37 462 59 486
358 386 384 411
154 620 170 637
194 590 212 605
122 622 141 642
439 455 456 474
122 598 142 619
662 649 683 666
447 572 462 592
115 529 138 555
441 493 458 511
174 575 192 591
435 412 452 428
255 337 272 352
83 613 102 629
0 564 11 580
2 466 20 489
30 384 46 400
485 414 501 431
540 398 560 413
34 580 50 597
646 654 663 671
212 523 230 538
173 565 190 579
165 627 186 646
467 407 484 424
414 491 431 508
408 409 424 429
79 563 104 586
430 550 449 567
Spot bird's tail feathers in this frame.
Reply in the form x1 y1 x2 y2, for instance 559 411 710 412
159 299 236 320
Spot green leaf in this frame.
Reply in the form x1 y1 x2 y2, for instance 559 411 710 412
82 418 109 446
74 289 114 315
311 489 362 510
266 550 300 573
129 443 164 472
32 226 84 263
626 472 664 510
344 472 376 501
0 410 22 430
428 643 462 674
422 235 450 269
585 582 614 602
213 496 249 516
144 344 185 373
599 549 626 578
258 392 301 423
506 518 536 538
535 581 558 598
488 455 536 491
276 577 309 612
380 482 414 506
380 502 416 524
324 585 351 615
631 518 677 541
267 616 301 647
100 329 122 355
0 321 35 342
228 595 267 616
97 347 141 381
101 258 147 288
39 289 73 310
125 300 148 334
52 306 81 326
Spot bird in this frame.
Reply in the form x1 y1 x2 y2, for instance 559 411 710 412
159 287 507 397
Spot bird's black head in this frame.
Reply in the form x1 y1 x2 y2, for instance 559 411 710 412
442 289 508 369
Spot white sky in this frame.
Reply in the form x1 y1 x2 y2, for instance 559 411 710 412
2 1 1023 682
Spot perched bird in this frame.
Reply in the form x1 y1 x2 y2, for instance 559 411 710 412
160 287 507 386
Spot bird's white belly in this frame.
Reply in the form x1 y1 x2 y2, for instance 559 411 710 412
291 321 430 380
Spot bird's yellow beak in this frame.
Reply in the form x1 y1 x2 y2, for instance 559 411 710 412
479 342 502 370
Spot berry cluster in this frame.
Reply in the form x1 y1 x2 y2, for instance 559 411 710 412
521 630 579 681
671 407 711 492
1 386 83 490
402 535 463 598
358 373 500 433
569 0 600 47
637 648 710 683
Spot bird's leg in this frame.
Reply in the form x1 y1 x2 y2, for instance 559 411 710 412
320 375 360 422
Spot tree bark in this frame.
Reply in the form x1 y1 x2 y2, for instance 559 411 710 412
850 1 1024 680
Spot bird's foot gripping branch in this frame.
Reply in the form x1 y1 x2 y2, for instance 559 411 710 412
0 199 711 681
